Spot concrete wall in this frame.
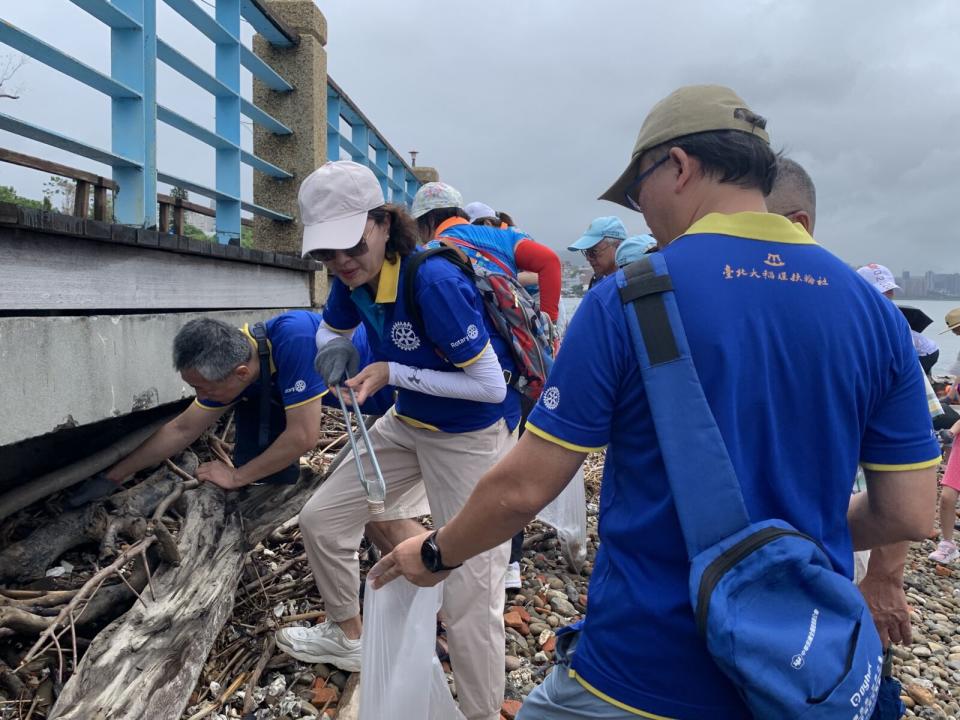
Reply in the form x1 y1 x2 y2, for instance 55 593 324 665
0 310 279 447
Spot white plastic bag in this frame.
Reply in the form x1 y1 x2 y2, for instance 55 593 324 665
359 577 466 720
536 466 587 572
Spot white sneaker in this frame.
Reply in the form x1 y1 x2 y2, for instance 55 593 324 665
505 561 522 590
275 620 362 672
928 540 960 564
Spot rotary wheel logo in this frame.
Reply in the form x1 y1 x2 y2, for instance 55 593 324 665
466 324 479 340
790 654 804 670
293 380 306 392
542 386 560 410
391 321 421 351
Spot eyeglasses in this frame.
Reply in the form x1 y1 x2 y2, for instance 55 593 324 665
624 154 671 212
582 241 615 260
311 236 370 263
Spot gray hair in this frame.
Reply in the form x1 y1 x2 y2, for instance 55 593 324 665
173 318 251 381
765 157 817 230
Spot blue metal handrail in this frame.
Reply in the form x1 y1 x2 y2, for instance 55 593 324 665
0 0 294 243
327 77 421 206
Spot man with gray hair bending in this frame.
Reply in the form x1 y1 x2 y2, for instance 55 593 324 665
66 312 419 520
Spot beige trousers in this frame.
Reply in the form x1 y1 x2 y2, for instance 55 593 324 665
300 410 514 720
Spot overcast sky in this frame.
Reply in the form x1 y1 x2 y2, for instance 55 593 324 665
1 1 958 272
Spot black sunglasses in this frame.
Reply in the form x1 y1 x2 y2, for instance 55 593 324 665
311 236 370 263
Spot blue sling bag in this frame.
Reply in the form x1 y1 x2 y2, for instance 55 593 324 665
618 254 884 719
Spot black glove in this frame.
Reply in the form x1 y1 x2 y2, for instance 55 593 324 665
64 472 121 508
937 429 955 446
314 337 360 387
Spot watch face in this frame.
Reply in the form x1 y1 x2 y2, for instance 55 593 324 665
421 535 439 572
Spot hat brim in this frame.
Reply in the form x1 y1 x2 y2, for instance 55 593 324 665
568 235 603 251
301 211 368 257
598 155 641 209
939 320 960 335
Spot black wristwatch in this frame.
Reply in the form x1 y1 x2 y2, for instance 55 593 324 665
420 530 462 573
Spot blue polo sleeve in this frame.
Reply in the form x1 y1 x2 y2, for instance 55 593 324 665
526 290 621 452
270 316 329 408
860 318 941 471
416 270 492 367
322 278 361 334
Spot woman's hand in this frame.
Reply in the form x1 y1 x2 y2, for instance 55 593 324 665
344 362 390 405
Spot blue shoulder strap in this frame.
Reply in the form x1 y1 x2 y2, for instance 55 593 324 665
617 254 750 558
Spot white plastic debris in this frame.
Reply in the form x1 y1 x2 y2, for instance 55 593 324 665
536 466 588 572
45 566 66 578
272 601 285 618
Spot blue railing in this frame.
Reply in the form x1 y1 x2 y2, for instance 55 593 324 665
327 77 421 206
0 1 422 245
0 0 296 243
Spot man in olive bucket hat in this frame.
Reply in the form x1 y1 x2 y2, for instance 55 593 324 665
372 85 939 720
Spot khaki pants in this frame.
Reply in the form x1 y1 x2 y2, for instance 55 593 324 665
300 410 515 720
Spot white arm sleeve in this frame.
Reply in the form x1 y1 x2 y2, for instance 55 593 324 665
316 322 356 350
388 344 507 403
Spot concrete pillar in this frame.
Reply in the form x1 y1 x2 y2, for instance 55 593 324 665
412 167 440 184
252 0 328 258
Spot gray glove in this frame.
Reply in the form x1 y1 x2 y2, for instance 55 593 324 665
314 336 360 387
64 472 120 508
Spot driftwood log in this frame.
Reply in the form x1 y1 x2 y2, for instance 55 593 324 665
46 440 356 720
0 458 189 584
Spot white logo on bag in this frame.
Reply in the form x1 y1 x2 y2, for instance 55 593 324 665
542 386 560 410
848 655 882 719
790 608 819 670
391 321 421 351
466 324 479 340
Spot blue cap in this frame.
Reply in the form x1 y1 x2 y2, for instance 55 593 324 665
568 216 628 251
616 234 657 267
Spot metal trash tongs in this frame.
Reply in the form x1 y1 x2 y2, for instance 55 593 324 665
333 378 387 516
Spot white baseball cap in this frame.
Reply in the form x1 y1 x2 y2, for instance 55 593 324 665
299 161 384 257
411 182 463 219
856 263 900 294
464 201 498 222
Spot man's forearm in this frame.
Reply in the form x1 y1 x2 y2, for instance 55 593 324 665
105 422 200 482
863 541 909 582
437 433 585 565
233 427 313 486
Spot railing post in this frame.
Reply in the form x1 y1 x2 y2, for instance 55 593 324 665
252 0 328 257
159 201 170 234
215 0 241 244
111 0 157 228
73 180 90 219
93 184 108 222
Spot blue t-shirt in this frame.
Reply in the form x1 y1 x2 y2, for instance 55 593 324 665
428 217 529 277
527 212 941 719
197 311 393 416
323 251 519 433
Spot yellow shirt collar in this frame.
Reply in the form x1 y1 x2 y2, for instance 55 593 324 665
683 212 817 245
374 255 401 303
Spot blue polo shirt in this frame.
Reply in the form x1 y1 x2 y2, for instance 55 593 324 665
527 212 941 719
197 311 393 416
323 250 518 433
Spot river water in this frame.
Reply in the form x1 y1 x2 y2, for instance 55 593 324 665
560 296 960 377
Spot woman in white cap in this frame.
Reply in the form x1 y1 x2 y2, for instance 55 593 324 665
279 161 515 720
